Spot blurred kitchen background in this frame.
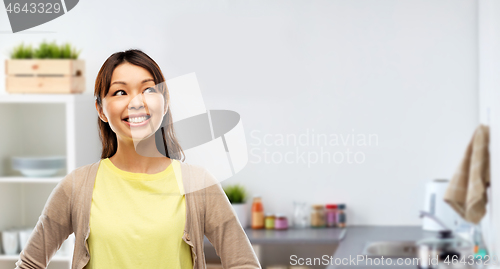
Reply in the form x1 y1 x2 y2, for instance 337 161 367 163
1 0 500 269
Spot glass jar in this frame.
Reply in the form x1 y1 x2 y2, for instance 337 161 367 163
337 204 346 228
251 196 264 229
310 204 326 228
325 204 337 227
275 214 288 230
265 213 275 229
293 201 309 228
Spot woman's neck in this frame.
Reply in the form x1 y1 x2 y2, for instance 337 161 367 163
109 136 172 174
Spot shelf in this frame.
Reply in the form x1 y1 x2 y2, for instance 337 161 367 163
0 254 71 262
0 92 98 269
0 176 63 183
0 93 93 104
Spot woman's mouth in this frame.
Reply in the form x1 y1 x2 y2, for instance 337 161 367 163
123 115 151 127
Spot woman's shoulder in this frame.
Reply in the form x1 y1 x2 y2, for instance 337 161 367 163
177 160 221 193
177 160 209 177
73 159 101 176
59 160 101 186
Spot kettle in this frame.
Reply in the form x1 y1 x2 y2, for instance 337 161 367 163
423 179 461 231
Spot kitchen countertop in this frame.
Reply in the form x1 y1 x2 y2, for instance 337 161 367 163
206 226 484 269
243 227 347 244
204 227 347 245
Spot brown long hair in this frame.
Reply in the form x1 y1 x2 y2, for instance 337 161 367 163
94 49 185 161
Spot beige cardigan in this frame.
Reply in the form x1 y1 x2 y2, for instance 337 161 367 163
15 159 261 269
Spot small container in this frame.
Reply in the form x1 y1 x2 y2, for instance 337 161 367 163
265 213 275 229
310 204 326 228
18 227 34 251
325 204 337 227
337 204 346 228
274 214 288 230
251 196 265 229
2 229 19 255
293 201 309 228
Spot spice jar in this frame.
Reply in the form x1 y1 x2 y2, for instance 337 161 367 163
325 204 337 227
265 213 275 229
310 204 326 228
274 214 288 230
251 196 265 229
337 204 346 228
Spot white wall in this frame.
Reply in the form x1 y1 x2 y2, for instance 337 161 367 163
0 0 479 225
478 0 500 258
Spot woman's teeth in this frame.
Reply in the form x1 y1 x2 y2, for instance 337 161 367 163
127 116 149 123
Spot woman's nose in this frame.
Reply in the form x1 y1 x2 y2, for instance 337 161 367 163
128 93 146 110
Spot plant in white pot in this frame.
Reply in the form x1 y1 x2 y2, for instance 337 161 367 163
223 184 248 228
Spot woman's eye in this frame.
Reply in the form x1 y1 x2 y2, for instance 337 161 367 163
113 90 126 96
144 87 156 93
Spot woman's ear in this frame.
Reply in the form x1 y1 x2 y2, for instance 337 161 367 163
95 100 108 123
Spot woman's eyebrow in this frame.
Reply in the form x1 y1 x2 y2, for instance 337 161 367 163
110 78 154 86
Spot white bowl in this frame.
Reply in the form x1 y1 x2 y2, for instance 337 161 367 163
11 156 66 177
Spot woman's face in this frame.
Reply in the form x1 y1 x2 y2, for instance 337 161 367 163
96 62 167 142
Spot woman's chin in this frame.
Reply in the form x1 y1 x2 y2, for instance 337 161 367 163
131 133 155 142
129 128 157 139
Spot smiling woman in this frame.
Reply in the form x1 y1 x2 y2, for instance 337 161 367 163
14 49 261 269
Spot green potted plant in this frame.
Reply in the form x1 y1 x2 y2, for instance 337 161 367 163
6 41 84 94
223 184 248 228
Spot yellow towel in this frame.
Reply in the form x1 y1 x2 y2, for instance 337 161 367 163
444 124 490 224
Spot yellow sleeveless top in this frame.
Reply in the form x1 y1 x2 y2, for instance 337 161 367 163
86 158 193 269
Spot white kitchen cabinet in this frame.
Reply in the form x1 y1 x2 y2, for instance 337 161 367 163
0 94 100 269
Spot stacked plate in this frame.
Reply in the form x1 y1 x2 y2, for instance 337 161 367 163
11 156 66 177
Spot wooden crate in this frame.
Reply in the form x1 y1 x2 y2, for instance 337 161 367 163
5 59 85 94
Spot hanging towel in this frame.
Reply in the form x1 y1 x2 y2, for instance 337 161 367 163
444 124 490 224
